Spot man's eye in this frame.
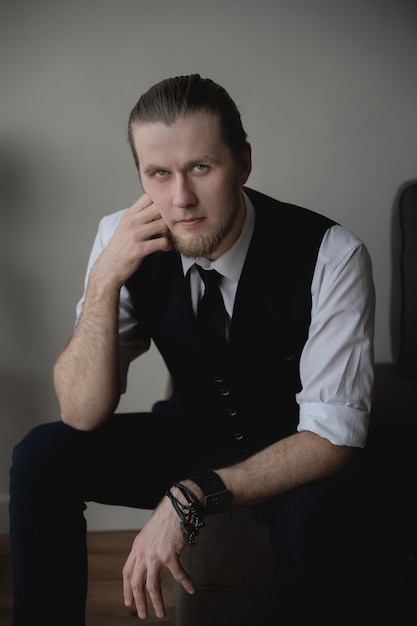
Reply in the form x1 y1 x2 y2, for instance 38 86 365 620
154 170 168 178
193 164 208 173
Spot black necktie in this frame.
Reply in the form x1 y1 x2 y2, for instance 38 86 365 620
196 266 228 362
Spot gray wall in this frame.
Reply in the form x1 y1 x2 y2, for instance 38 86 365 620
1 0 416 533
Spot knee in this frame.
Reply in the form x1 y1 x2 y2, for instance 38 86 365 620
10 421 75 489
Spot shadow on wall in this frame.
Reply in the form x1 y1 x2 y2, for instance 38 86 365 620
0 135 62 532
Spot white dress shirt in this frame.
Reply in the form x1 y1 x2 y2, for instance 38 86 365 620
75 191 375 448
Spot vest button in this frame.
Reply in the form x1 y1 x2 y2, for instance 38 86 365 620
234 432 244 441
227 408 237 417
220 388 230 397
214 376 223 384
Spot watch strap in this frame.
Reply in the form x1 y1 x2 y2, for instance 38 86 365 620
190 471 231 515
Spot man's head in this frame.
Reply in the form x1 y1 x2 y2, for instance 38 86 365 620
127 75 252 260
128 74 248 170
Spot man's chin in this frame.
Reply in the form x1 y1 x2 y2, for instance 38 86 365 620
171 233 216 259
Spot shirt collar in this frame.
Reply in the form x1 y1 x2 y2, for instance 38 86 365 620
181 189 255 282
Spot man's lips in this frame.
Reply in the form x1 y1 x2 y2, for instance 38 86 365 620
176 217 205 229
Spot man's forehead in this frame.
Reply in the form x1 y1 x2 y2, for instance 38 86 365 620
132 113 224 162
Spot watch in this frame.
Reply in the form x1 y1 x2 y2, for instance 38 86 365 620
190 470 231 515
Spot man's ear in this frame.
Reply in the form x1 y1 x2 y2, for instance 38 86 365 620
239 142 252 185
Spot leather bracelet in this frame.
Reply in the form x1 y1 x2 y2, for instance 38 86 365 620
166 483 205 547
190 470 232 515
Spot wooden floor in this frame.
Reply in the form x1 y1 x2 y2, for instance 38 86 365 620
0 531 178 626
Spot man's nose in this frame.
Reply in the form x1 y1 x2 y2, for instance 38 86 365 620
173 176 197 208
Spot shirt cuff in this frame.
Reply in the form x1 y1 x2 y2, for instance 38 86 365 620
297 402 370 447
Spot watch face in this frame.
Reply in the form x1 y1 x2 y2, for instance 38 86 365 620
191 471 231 514
206 490 231 514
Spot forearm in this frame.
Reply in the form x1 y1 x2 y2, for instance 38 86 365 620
54 195 172 430
54 277 121 430
214 431 354 508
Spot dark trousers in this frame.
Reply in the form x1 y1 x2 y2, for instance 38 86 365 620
9 413 372 626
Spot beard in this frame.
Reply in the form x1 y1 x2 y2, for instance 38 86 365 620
169 192 241 258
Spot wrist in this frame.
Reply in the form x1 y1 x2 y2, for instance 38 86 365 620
86 269 122 303
166 471 232 548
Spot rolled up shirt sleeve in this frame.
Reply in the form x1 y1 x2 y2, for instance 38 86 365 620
296 225 375 447
75 209 150 393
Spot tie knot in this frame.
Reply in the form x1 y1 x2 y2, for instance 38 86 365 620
196 266 222 290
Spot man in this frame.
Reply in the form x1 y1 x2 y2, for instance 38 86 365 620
9 74 375 625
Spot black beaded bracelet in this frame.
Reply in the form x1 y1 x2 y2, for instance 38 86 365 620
166 482 205 547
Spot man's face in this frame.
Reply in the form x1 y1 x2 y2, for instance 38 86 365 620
132 113 251 259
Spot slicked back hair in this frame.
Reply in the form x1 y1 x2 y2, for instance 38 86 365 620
127 74 248 169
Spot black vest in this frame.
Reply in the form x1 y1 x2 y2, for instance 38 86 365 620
126 188 335 454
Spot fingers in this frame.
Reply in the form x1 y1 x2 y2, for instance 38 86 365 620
128 193 153 215
122 193 171 252
122 551 137 610
124 193 160 233
144 572 166 619
122 550 167 620
99 193 171 285
128 193 163 224
123 553 150 619
169 560 196 596
122 502 195 619
122 553 195 620
144 563 196 619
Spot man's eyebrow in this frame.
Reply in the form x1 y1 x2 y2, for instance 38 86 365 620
142 163 163 174
142 155 219 174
